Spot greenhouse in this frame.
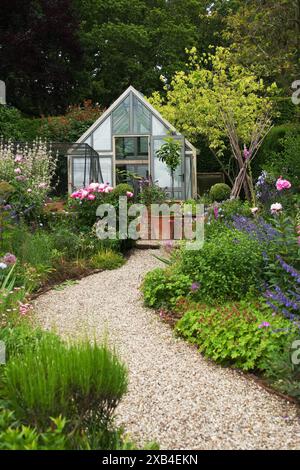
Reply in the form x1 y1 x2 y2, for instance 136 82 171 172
70 86 198 199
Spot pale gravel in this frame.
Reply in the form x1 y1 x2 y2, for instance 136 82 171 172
34 249 300 450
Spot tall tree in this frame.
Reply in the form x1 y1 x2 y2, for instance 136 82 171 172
75 0 230 106
223 0 300 92
0 0 87 116
149 47 277 201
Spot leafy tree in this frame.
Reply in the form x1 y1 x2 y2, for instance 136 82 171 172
75 0 231 106
223 0 300 92
0 0 87 116
149 47 277 201
156 137 181 198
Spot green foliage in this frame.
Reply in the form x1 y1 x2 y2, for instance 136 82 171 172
142 268 191 309
0 322 60 362
223 0 300 92
156 137 181 173
262 130 300 188
0 408 69 450
0 106 40 141
209 183 231 202
179 228 264 303
37 102 103 142
218 199 251 220
90 249 125 270
111 183 134 199
176 301 296 371
3 335 128 432
264 342 300 400
149 47 277 156
138 179 167 207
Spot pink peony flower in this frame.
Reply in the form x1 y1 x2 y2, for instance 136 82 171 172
70 191 80 199
80 189 89 199
126 191 134 198
251 207 259 215
14 168 22 174
270 202 282 214
104 185 113 193
276 177 291 191
3 253 17 265
88 182 99 191
87 193 96 200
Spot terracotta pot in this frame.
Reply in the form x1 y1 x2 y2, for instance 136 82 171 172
139 213 185 240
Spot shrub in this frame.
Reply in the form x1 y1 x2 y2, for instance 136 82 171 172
209 183 231 202
176 301 296 371
111 183 133 199
38 101 103 143
264 342 300 400
0 408 69 450
3 335 128 433
0 323 60 361
90 249 125 270
138 178 167 206
218 199 251 220
142 268 192 309
178 228 264 303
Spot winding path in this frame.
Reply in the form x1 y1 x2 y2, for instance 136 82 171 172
34 250 300 450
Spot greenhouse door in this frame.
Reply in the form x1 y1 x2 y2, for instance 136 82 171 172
151 136 185 200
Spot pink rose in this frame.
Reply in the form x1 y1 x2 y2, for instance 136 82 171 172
276 177 291 191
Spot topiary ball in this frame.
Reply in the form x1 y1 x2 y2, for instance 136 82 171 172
209 183 231 202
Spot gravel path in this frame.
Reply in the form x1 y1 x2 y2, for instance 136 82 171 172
34 249 300 450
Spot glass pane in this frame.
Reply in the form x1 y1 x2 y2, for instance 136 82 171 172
72 157 90 188
153 139 182 188
112 96 130 134
133 95 151 133
93 117 112 150
185 156 192 199
152 115 169 136
116 164 148 184
99 156 112 185
115 137 148 160
83 136 92 146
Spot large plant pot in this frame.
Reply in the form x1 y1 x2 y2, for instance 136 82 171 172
140 213 186 240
